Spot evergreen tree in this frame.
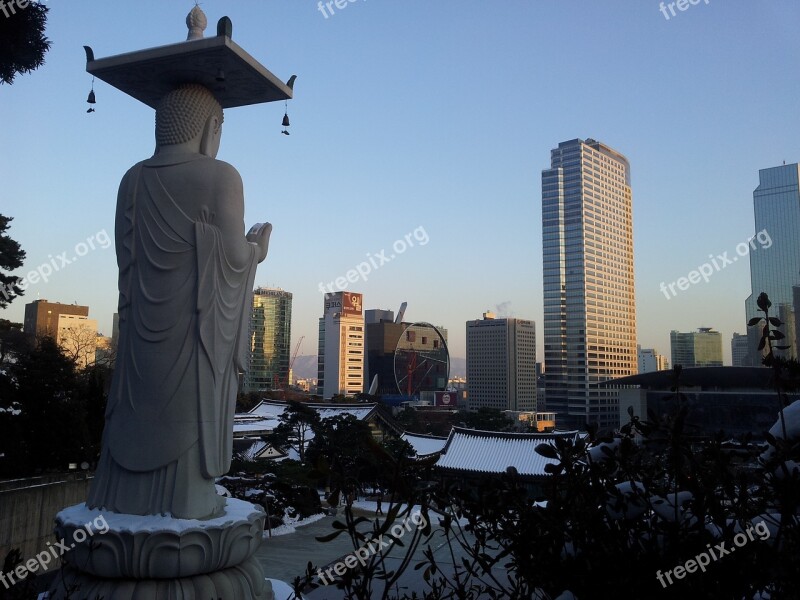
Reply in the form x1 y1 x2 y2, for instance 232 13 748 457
0 215 26 309
0 2 51 85
307 414 376 490
267 400 321 463
5 337 88 475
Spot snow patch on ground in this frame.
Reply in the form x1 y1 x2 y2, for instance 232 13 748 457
265 511 326 537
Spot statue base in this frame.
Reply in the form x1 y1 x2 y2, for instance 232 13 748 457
50 499 270 599
54 499 264 578
46 555 273 600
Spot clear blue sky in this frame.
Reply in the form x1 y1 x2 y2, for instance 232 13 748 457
3 0 800 365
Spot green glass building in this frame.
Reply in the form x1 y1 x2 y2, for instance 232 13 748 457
243 287 292 393
744 164 800 364
670 329 723 368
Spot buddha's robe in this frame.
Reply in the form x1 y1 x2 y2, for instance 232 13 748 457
88 154 259 519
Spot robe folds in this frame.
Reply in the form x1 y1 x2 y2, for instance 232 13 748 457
88 155 259 519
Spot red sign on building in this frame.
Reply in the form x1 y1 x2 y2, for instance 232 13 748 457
341 292 363 317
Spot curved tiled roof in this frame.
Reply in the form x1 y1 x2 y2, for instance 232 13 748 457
435 427 580 477
401 432 448 457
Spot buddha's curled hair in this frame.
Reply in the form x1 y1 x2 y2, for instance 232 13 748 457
155 84 224 146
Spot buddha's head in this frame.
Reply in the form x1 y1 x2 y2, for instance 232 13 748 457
155 84 224 158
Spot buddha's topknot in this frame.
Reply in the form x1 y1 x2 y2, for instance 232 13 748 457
155 84 224 146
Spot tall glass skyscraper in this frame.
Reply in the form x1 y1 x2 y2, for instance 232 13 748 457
744 164 800 364
542 138 637 431
243 287 293 393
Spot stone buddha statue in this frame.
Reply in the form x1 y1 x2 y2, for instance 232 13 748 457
87 83 271 520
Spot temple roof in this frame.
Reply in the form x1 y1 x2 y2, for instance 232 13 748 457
435 427 581 477
401 432 448 457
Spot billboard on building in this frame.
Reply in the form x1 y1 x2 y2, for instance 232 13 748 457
435 391 456 407
341 292 363 317
324 291 363 317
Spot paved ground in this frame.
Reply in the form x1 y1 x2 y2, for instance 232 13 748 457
255 507 503 600
256 510 366 588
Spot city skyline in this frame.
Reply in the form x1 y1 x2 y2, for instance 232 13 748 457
4 2 800 366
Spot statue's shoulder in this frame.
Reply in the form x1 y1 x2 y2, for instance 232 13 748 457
209 158 242 181
122 160 148 178
206 159 243 195
117 160 148 195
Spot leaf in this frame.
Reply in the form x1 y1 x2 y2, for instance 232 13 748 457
535 443 558 459
544 463 562 475
748 317 763 326
315 530 345 543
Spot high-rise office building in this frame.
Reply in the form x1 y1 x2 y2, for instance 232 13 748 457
466 312 536 412
637 346 669 373
23 299 97 366
731 332 749 367
794 285 800 361
365 309 449 398
670 328 723 368
23 299 89 339
243 287 292 393
744 164 800 364
364 309 403 395
542 138 637 430
317 292 365 398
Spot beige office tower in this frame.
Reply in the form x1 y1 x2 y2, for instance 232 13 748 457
542 138 637 431
466 312 537 412
317 292 365 399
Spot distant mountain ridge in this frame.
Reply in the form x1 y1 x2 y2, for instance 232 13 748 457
291 355 466 380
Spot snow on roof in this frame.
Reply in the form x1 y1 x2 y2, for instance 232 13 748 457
402 432 448 457
239 440 268 461
234 400 378 437
435 427 580 477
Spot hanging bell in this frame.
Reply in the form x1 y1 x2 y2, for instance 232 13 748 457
87 90 96 104
281 112 290 127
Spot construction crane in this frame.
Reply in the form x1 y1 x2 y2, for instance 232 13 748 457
283 335 305 399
